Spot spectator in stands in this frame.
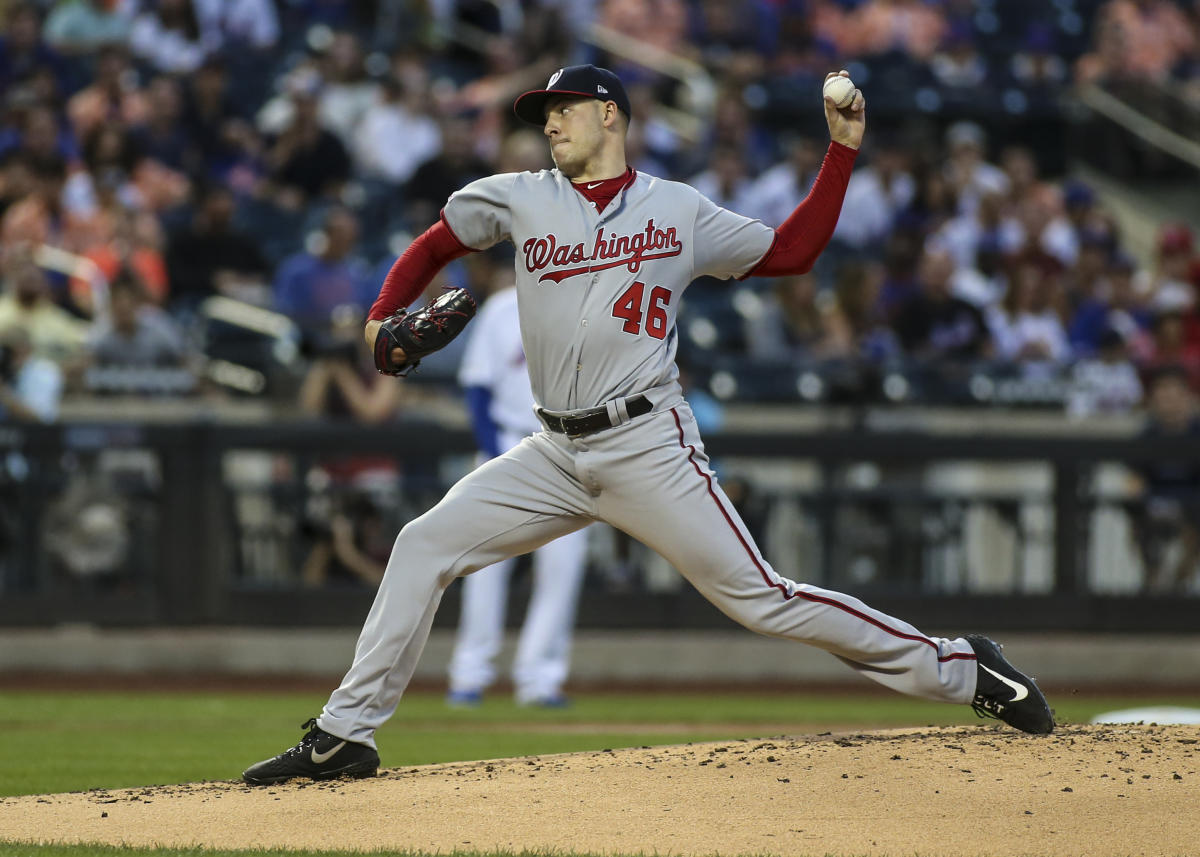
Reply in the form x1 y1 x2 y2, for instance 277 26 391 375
0 152 36 222
352 75 441 185
893 246 991 363
999 145 1045 204
66 46 148 141
596 0 688 58
81 120 140 208
0 2 70 94
1131 365 1200 591
1008 22 1069 106
273 206 374 329
85 273 186 369
264 88 351 210
315 31 378 149
0 254 87 362
690 0 771 76
1062 227 1112 314
943 121 1008 216
298 326 404 425
131 75 200 175
300 488 388 588
747 134 822 227
0 102 81 165
704 88 773 177
932 189 1023 290
73 208 169 312
846 0 947 61
82 119 190 218
405 114 492 230
1078 0 1195 84
0 155 96 261
1069 251 1153 358
1067 326 1143 417
1041 180 1114 269
747 273 827 362
929 21 987 92
689 144 756 217
897 156 958 240
1147 223 1197 315
1139 310 1200 391
0 325 62 423
820 260 898 363
832 137 915 254
985 252 1070 375
193 0 278 52
43 0 132 54
165 184 267 311
181 57 252 179
129 0 217 74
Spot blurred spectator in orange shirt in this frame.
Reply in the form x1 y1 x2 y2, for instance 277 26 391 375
1077 0 1196 83
847 0 947 61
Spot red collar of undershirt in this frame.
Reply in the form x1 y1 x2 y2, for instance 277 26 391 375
570 167 637 213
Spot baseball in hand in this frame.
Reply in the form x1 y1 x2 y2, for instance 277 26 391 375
823 75 856 109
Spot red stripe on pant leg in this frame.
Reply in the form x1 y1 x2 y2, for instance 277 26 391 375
668 408 974 664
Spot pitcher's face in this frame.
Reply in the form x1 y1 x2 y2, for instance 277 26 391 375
542 96 606 178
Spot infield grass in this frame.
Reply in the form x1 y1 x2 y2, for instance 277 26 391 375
2 688 1198 798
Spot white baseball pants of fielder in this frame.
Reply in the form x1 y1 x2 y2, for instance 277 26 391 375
447 528 588 702
448 430 589 703
318 402 979 748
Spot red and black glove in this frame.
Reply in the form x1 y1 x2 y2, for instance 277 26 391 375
373 287 477 377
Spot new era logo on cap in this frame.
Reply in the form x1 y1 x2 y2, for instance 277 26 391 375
513 64 632 126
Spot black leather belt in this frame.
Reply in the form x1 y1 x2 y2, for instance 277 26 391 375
538 395 652 437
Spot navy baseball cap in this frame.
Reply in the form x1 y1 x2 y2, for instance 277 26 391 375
513 64 632 126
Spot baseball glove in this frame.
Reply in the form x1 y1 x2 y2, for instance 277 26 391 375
373 287 477 377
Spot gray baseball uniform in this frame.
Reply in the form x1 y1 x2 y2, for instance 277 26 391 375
317 169 978 748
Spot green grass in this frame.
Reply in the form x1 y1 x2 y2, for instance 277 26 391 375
2 688 1198 798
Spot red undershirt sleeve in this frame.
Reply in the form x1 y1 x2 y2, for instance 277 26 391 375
367 214 477 320
743 141 859 279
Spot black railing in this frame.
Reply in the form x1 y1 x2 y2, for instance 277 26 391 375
2 419 1197 632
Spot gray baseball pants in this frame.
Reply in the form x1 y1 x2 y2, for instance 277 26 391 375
318 401 978 748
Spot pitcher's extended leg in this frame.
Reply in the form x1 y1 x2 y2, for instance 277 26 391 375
320 435 593 746
598 407 977 703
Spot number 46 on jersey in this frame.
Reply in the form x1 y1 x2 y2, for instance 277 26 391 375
612 281 671 340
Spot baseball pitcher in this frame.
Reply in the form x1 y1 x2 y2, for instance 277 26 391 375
244 66 1053 785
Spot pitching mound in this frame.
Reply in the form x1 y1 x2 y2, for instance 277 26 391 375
2 724 1197 857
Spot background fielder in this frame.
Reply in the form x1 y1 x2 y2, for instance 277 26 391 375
243 65 1054 786
448 280 589 707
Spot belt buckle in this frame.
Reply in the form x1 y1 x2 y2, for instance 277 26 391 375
541 410 569 435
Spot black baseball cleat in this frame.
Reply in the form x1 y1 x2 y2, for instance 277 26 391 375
965 634 1054 735
242 718 380 785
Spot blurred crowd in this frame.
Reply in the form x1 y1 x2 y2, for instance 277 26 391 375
0 0 1198 426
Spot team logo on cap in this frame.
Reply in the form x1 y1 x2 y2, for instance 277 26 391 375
548 69 563 87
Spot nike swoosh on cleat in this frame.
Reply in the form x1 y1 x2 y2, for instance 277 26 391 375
980 663 1029 702
311 741 346 764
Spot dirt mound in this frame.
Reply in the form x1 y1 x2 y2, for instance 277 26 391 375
2 725 1197 856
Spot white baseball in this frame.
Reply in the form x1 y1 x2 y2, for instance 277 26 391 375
823 75 856 109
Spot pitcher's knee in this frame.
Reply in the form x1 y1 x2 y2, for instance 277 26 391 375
386 518 459 583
